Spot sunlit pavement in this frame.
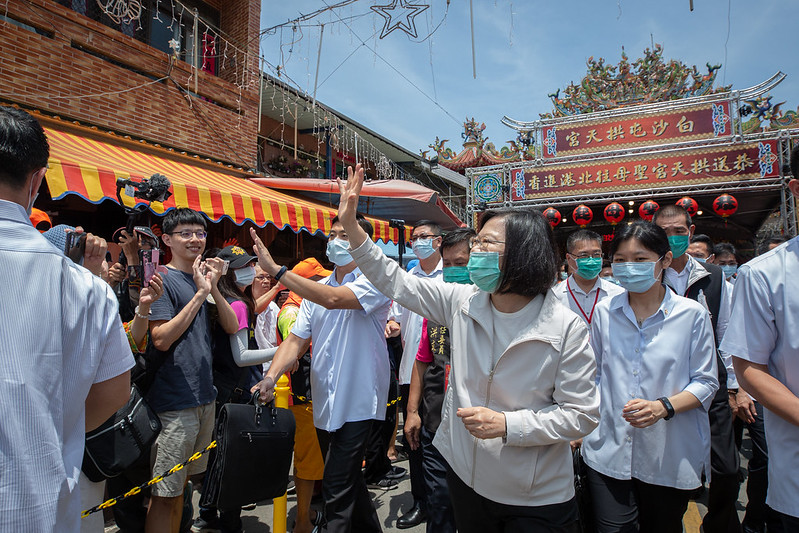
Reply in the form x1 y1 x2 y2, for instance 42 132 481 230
102 433 755 533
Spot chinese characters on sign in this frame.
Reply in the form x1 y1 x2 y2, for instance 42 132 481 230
510 140 778 201
542 102 732 158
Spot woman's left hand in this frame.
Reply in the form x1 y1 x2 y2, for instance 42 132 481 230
139 273 164 307
457 407 507 439
622 399 667 428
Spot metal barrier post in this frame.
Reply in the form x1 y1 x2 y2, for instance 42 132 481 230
272 374 291 533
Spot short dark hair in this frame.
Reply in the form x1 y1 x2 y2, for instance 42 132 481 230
760 235 788 255
566 229 602 254
791 144 799 180
440 227 475 253
480 208 558 297
162 207 207 235
652 203 692 228
0 106 50 189
331 214 374 239
713 242 737 258
690 233 715 256
610 221 670 259
412 219 442 236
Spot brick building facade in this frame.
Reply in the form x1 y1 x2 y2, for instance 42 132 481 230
0 0 261 168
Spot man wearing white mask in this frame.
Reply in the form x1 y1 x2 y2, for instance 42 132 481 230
247 215 392 533
552 229 624 327
390 220 443 529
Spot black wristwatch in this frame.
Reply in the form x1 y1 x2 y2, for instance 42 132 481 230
274 265 288 281
658 397 675 420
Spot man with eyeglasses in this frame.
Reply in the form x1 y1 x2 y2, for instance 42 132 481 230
145 208 239 533
387 220 444 528
552 229 623 327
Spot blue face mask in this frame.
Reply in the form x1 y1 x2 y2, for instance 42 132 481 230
694 256 707 263
326 238 353 267
611 259 662 293
443 265 472 284
559 271 569 281
575 257 603 280
603 276 621 286
668 235 690 258
467 251 502 293
234 265 256 287
721 264 738 279
412 238 437 260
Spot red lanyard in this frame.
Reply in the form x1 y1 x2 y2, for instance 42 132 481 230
567 279 601 325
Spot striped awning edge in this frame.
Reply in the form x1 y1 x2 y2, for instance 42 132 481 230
43 127 401 243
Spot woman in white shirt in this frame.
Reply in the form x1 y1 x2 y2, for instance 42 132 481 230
304 164 601 533
583 221 719 533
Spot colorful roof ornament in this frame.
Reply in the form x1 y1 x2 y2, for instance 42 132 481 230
539 45 731 119
424 118 535 172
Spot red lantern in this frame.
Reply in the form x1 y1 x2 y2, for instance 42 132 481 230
676 196 699 217
638 200 659 221
572 204 593 228
603 202 625 226
712 194 738 219
543 207 561 228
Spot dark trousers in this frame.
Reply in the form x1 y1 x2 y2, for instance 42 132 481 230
775 510 799 531
364 363 398 483
399 383 425 508
421 428 455 533
704 387 742 533
447 466 579 533
586 467 692 533
736 402 784 533
316 420 383 533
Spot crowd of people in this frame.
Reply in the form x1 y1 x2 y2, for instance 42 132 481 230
2 105 799 533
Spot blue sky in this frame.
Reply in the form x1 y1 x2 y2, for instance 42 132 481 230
259 1 798 156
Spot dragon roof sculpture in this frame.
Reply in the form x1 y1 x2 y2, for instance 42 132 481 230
422 118 535 172
541 44 731 119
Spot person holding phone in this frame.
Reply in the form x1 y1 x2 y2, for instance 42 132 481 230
583 221 719 533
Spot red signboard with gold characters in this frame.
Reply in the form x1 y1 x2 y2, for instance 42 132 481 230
541 101 733 158
510 140 779 201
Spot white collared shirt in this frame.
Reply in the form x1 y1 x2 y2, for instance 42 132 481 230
719 236 799 518
551 275 624 326
0 199 134 531
664 257 693 296
394 259 443 384
291 267 391 432
583 288 719 489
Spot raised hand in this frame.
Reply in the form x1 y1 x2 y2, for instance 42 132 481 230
249 227 280 276
335 164 369 249
83 233 108 278
204 257 226 287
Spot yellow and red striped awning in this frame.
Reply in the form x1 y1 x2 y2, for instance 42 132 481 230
43 127 401 242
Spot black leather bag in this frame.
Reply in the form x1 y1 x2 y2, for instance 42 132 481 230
573 446 596 533
200 394 295 509
82 384 162 482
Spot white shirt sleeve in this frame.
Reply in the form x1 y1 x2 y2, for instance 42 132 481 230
718 266 777 365
94 286 135 383
290 298 314 340
716 279 737 388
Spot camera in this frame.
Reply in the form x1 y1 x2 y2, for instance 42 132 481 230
116 174 173 204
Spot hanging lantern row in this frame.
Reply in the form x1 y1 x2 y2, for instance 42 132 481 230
544 193 738 228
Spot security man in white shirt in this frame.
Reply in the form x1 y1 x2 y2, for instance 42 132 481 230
721 144 799 530
552 229 624 327
0 106 134 532
654 204 741 533
388 219 444 529
249 216 392 533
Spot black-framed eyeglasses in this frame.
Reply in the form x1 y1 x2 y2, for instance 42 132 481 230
469 237 505 250
168 230 207 239
410 234 441 243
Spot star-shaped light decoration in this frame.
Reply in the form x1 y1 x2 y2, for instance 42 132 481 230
371 0 430 39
